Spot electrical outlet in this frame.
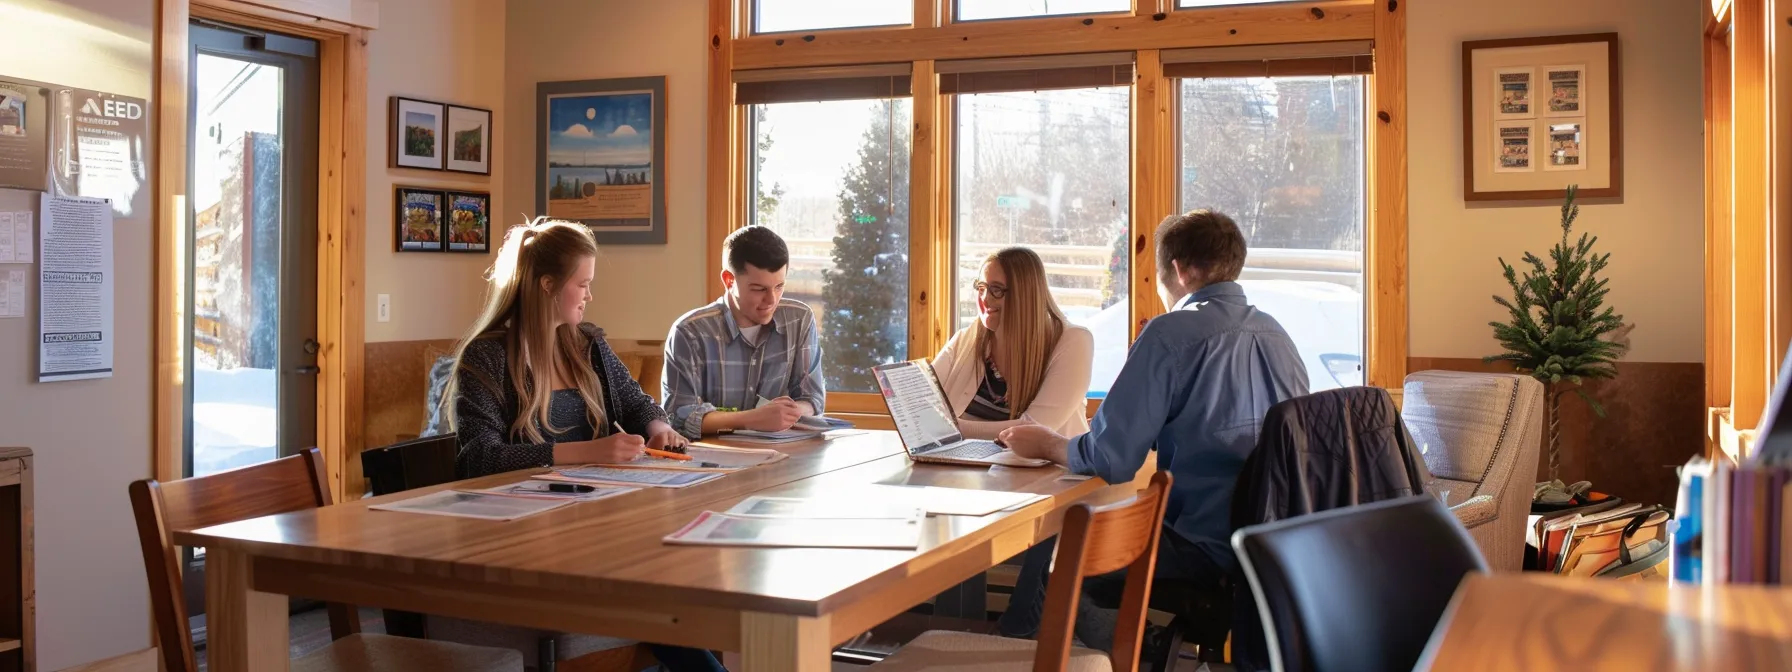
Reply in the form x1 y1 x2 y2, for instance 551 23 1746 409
377 294 391 322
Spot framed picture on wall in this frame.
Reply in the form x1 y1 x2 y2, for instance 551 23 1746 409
445 104 492 175
1462 33 1621 201
445 190 491 253
535 76 667 245
391 97 446 170
395 186 445 251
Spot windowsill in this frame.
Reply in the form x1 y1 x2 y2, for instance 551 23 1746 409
1708 407 1754 464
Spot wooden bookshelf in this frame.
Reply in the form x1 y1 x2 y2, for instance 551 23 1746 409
0 448 31 672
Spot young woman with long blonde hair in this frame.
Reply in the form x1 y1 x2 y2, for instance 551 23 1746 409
929 246 1093 439
446 218 689 477
444 218 722 671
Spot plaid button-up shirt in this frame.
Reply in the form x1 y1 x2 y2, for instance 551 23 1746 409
661 296 826 438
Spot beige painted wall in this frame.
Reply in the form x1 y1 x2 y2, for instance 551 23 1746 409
364 0 507 343
503 0 710 342
0 1 155 668
1408 0 1704 362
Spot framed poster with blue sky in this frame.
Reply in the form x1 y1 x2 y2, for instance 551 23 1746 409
535 76 667 244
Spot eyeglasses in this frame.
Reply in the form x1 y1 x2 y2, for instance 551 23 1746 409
973 281 1008 300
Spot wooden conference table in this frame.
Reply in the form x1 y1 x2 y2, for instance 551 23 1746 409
177 431 1149 671
1416 573 1792 671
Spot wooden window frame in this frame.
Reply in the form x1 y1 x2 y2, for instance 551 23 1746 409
1704 0 1791 463
155 0 374 501
709 0 1407 418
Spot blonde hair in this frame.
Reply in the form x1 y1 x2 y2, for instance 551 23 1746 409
444 218 608 443
964 247 1066 419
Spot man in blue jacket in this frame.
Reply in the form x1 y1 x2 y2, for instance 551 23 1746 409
999 209 1310 657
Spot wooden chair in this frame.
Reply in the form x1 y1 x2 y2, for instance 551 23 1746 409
870 471 1174 672
357 436 654 672
129 448 523 672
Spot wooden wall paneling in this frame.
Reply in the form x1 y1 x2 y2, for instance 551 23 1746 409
1131 50 1171 340
1732 0 1771 436
1367 0 1408 389
338 27 369 503
155 0 192 484
733 1 1375 70
909 60 941 360
915 0 939 29
1706 17 1734 440
708 0 736 300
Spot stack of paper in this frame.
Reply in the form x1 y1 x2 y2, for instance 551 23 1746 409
726 428 822 444
663 510 924 549
862 484 1049 516
796 414 855 431
605 444 790 471
538 465 725 489
369 481 641 521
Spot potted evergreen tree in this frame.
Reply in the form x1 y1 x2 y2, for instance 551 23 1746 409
1485 185 1628 506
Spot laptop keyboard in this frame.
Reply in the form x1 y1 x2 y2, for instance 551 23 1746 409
929 440 1005 460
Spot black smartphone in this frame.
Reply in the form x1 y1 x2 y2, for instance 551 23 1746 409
547 483 595 493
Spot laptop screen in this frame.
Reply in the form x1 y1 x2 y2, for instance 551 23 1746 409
873 360 965 453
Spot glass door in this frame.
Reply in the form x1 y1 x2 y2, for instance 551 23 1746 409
185 22 320 479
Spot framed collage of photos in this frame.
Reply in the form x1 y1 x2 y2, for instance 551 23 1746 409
395 186 489 253
1462 33 1621 201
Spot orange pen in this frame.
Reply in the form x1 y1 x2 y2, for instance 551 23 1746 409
644 447 692 461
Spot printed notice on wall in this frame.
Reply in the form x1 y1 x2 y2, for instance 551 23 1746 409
53 87 148 217
0 79 48 192
38 193 113 382
0 211 32 263
0 269 23 318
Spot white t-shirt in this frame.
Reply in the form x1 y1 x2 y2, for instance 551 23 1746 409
739 323 764 346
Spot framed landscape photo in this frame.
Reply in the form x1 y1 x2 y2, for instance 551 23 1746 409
395 186 445 251
391 97 445 170
536 76 667 245
1461 33 1620 201
445 104 492 175
446 190 491 253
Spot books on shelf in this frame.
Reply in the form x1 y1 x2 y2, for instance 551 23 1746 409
1671 454 1792 585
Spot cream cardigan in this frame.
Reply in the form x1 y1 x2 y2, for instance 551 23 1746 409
929 323 1094 439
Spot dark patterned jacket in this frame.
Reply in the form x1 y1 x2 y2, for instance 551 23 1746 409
453 322 668 478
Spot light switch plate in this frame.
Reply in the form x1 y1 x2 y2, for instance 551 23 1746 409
377 294 391 322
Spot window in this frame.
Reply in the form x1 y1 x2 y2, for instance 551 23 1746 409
750 99 913 394
1178 0 1295 7
755 0 910 34
957 0 1130 22
954 87 1131 396
1179 75 1366 390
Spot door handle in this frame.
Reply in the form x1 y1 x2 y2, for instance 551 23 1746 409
294 365 320 375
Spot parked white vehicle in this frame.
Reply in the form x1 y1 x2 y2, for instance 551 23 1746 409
1069 278 1363 397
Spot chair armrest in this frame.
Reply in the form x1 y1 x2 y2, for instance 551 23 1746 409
1449 494 1498 528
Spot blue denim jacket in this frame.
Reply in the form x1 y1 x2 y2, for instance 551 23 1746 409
1067 281 1310 570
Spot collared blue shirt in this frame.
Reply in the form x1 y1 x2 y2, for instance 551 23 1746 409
662 296 826 438
1067 281 1309 570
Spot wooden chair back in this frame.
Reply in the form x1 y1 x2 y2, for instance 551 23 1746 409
1034 471 1173 672
361 433 460 496
129 448 356 672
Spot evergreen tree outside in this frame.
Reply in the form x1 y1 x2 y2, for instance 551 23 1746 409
1485 185 1627 491
819 100 911 392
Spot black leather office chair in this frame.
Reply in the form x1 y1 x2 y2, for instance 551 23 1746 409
1231 495 1486 672
359 433 461 641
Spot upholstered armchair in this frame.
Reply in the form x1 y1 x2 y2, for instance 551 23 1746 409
1400 370 1544 571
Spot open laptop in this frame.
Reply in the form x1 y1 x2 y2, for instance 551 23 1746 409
872 360 1048 467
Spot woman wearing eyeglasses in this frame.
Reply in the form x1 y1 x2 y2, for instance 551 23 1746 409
930 247 1093 440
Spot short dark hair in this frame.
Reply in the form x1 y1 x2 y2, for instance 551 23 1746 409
724 225 789 274
1155 209 1246 284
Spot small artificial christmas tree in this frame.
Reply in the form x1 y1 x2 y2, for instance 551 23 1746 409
1484 185 1628 501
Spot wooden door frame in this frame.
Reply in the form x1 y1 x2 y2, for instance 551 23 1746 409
155 0 375 501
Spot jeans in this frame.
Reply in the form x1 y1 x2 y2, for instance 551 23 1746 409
995 526 1227 650
645 644 726 672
